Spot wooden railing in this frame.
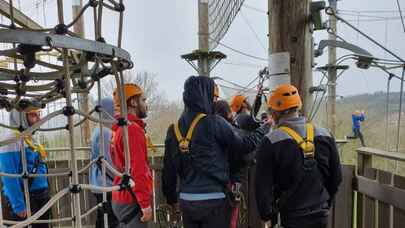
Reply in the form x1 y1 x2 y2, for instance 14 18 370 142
329 147 405 228
42 145 405 228
355 147 405 228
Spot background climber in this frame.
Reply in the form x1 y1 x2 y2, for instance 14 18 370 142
347 110 366 147
89 97 119 228
0 108 50 228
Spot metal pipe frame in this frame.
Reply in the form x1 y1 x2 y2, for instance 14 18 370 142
0 1 132 227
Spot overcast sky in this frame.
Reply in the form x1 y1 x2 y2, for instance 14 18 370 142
17 0 405 101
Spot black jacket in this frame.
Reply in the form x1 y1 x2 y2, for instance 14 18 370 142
235 112 260 132
162 76 268 204
255 117 342 221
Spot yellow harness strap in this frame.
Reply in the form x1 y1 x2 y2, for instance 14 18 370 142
279 123 315 157
14 131 48 159
174 113 207 153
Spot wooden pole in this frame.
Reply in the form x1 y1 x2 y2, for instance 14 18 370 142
269 0 313 116
72 0 91 146
198 0 210 76
327 0 337 134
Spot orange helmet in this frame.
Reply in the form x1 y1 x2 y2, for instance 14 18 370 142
113 83 143 110
353 110 361 115
230 95 247 113
267 84 302 112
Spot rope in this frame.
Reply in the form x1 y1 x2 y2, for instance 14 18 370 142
243 4 266 14
240 10 267 53
396 0 405 34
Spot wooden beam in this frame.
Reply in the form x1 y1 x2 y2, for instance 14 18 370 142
355 175 405 211
357 147 405 163
0 0 43 29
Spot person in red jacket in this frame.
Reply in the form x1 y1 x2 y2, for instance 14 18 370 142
110 83 153 228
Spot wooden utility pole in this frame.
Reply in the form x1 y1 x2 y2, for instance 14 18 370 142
327 0 337 135
198 0 210 76
72 0 91 145
269 0 313 116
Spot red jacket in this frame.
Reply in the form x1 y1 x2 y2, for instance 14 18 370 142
110 113 153 209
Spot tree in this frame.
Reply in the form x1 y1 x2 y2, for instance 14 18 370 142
99 70 162 109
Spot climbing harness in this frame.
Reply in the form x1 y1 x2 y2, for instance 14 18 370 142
173 113 207 153
279 123 315 158
15 131 48 159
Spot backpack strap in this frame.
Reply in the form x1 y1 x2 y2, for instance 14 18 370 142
279 123 315 158
174 113 207 153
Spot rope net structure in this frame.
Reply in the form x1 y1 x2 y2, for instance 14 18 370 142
0 0 134 227
208 0 246 50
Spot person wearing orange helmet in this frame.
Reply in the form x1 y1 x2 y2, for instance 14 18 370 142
347 110 366 146
255 84 342 228
230 95 260 132
0 108 50 227
110 83 153 228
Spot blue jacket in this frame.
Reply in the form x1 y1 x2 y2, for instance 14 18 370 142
352 113 365 130
89 127 114 192
0 130 48 214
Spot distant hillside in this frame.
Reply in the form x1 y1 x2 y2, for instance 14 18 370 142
313 91 405 164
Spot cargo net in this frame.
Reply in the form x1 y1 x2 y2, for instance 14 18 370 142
0 0 134 227
208 0 245 50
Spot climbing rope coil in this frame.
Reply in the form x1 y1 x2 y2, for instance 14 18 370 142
0 0 135 227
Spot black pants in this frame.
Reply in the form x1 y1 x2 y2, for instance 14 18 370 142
281 209 329 228
94 192 119 228
180 198 231 228
348 128 366 146
2 189 51 228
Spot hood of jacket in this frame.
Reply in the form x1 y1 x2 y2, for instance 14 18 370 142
278 116 307 136
183 76 215 114
100 98 114 120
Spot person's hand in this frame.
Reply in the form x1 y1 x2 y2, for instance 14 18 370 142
140 207 153 222
264 220 272 228
16 210 27 218
263 117 274 127
169 203 181 223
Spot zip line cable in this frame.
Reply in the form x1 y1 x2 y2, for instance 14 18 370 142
243 4 267 14
240 10 267 53
396 0 405 33
209 37 268 61
337 12 387 19
223 61 264 69
344 16 405 22
339 9 405 14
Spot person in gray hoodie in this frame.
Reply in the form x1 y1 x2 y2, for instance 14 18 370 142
0 109 50 227
89 97 119 228
255 84 342 228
